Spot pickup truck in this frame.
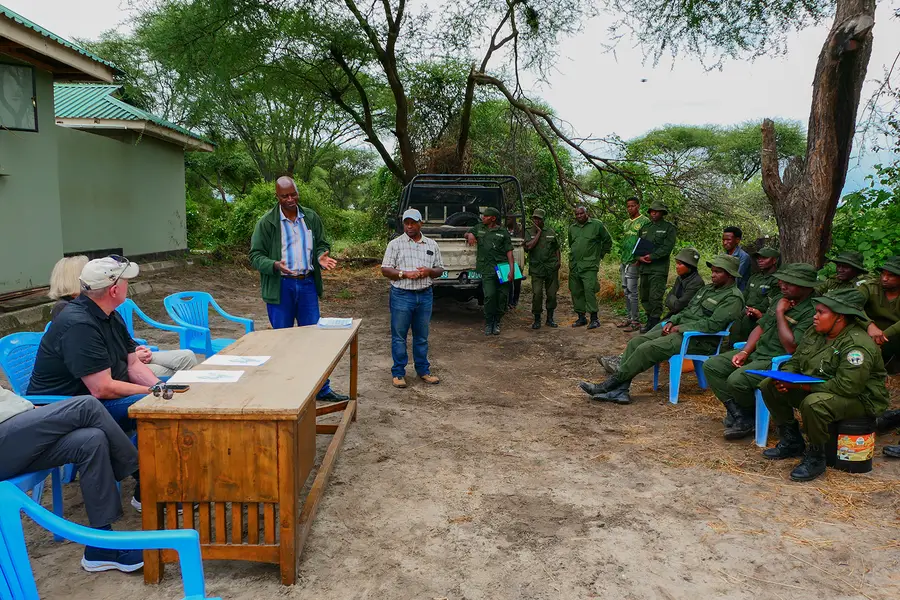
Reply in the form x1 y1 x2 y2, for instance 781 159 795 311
389 174 527 303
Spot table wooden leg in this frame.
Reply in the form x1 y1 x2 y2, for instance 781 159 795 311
137 423 163 584
350 333 358 422
277 421 298 585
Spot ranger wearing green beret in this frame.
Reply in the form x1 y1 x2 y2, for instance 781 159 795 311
815 251 869 295
663 247 705 318
465 207 515 336
704 263 818 440
635 200 677 333
525 208 561 329
730 247 782 343
567 205 612 329
758 288 889 482
581 254 744 405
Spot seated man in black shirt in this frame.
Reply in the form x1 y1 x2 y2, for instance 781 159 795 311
29 256 161 402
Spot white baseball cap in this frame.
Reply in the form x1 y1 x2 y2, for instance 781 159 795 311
80 256 140 290
402 208 423 222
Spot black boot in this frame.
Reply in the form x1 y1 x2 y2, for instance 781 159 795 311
592 378 633 404
884 444 900 458
579 376 618 397
640 317 660 334
587 312 600 329
762 422 806 460
876 409 900 433
492 318 501 336
572 312 588 327
531 314 542 330
484 319 493 336
722 410 735 428
546 310 558 328
723 400 754 440
790 444 827 482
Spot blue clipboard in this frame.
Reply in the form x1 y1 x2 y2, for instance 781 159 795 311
495 262 525 281
746 370 824 384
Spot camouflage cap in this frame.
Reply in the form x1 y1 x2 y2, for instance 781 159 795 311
532 208 546 219
706 253 741 278
812 288 869 320
876 255 900 276
645 200 669 215
673 247 701 268
828 250 868 273
752 247 780 258
482 207 501 218
774 263 819 288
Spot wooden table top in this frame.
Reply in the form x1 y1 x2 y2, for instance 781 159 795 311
129 320 362 421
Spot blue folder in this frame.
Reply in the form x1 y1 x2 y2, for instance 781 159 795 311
746 370 824 384
495 262 525 281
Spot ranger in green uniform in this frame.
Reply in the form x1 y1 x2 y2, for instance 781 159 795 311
858 255 900 373
580 254 744 405
664 247 704 318
525 208 561 329
758 288 889 482
815 251 868 295
568 206 612 329
636 201 677 333
730 247 782 343
703 263 818 440
465 207 515 336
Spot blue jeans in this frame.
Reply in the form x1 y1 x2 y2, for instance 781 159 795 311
389 286 433 378
267 277 333 397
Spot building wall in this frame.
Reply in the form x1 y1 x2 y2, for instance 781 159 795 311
0 64 64 293
57 129 187 257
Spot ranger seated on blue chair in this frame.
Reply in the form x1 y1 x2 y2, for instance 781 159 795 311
580 254 745 405
0 387 143 573
47 255 200 378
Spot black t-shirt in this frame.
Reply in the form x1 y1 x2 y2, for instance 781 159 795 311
28 295 137 396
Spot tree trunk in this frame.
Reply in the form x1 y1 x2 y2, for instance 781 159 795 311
760 0 874 267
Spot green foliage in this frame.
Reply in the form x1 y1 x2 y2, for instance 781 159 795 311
832 161 900 269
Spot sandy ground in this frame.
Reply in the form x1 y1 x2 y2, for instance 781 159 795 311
18 262 900 600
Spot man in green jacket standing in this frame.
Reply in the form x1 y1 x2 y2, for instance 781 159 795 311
466 207 515 336
568 206 612 329
525 209 561 329
758 288 889 482
249 176 348 401
616 197 650 332
636 201 677 333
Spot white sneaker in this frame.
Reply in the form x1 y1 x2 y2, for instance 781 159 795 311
130 496 142 513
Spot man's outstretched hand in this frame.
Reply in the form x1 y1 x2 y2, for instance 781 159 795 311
319 251 338 270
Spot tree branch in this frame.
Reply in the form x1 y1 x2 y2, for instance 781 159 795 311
760 118 786 205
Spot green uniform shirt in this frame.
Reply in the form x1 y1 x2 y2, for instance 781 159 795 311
783 323 889 416
467 223 513 277
751 296 816 360
668 281 745 333
744 271 781 313
858 280 900 339
568 219 612 273
525 226 560 278
619 214 650 264
664 270 705 316
636 219 677 273
815 275 866 295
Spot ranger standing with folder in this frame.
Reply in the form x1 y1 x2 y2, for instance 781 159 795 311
758 288 889 482
635 201 677 333
466 207 515 336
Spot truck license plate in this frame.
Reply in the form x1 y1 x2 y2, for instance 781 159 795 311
440 270 482 280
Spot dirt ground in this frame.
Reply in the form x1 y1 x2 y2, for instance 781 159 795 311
20 262 900 600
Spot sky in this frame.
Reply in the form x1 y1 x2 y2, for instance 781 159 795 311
5 0 898 191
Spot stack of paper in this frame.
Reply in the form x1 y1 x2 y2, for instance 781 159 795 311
317 317 353 329
202 355 270 367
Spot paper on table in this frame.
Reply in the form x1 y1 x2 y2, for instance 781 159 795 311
167 370 245 384
202 355 271 367
317 317 353 329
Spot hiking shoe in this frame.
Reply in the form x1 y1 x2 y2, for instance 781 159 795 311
762 423 806 460
615 319 632 328
598 355 621 374
545 312 558 328
572 314 588 327
884 444 900 458
789 445 827 482
587 319 601 330
579 377 618 397
484 322 493 336
82 547 144 573
420 374 440 385
531 314 542 329
392 377 407 388
624 321 642 333
492 321 501 335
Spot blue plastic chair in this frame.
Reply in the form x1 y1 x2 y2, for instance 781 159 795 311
730 341 793 448
652 323 733 404
163 292 254 357
5 470 64 542
0 482 220 600
116 299 190 352
0 333 68 405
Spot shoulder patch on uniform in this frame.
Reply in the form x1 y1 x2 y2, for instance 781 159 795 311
855 280 865 287
846 349 865 366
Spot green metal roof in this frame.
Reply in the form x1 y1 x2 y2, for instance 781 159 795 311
54 83 212 146
0 4 119 71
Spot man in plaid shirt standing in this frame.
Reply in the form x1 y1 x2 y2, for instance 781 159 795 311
381 209 445 388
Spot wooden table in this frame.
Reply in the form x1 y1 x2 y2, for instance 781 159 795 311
128 320 361 585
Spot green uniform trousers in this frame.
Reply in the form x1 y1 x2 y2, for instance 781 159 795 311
759 379 867 445
703 350 769 410
639 271 668 321
617 327 684 381
569 268 599 313
531 272 559 314
482 276 510 320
